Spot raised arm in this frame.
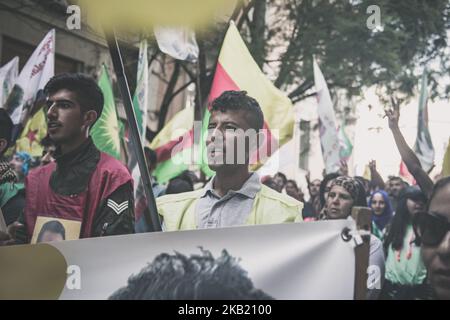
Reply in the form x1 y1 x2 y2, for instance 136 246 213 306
385 100 434 197
368 160 386 190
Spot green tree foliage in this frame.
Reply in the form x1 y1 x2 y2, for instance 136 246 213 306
115 0 450 134
254 0 450 103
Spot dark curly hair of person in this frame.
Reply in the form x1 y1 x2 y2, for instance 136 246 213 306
210 90 264 131
44 73 104 126
109 248 274 300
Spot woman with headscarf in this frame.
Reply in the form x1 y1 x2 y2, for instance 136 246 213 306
321 176 385 299
317 172 341 217
368 190 394 240
9 151 32 183
380 186 429 300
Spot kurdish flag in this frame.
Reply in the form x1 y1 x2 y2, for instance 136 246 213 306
150 21 294 182
15 107 48 157
149 106 194 183
201 21 295 174
91 65 122 160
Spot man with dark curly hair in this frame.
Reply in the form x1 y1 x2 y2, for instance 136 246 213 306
157 90 303 231
1 73 134 245
109 249 273 300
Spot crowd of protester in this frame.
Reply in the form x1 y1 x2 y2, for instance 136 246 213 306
0 73 449 300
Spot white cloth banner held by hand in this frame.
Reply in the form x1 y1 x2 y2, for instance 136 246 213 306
313 58 341 173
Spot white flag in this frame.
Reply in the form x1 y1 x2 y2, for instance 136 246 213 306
313 58 340 173
0 56 19 108
5 29 55 125
133 39 149 142
413 70 434 172
154 27 199 62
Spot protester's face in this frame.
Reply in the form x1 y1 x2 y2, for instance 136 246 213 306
310 180 321 197
46 89 90 145
371 193 386 216
406 198 425 218
206 109 257 171
285 182 298 198
273 175 286 192
326 185 354 219
38 231 64 243
385 181 391 194
421 184 450 300
323 179 335 202
9 155 24 175
41 145 56 165
390 179 405 197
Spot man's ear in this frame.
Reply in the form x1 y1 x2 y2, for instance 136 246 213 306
0 138 8 155
83 110 98 130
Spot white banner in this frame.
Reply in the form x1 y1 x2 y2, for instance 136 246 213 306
0 56 19 108
4 29 55 125
0 220 358 300
313 58 340 173
154 27 199 63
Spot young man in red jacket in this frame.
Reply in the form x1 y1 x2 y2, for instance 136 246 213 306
1 73 134 245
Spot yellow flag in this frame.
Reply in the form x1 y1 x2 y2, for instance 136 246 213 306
362 164 371 181
15 108 47 157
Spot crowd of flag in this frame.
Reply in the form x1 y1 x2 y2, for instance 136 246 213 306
0 23 449 186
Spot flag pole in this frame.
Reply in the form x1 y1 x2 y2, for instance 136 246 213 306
105 31 162 232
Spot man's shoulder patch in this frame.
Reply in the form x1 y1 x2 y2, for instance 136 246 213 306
107 199 129 215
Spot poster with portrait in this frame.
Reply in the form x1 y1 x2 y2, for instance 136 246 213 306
30 217 81 244
0 220 359 299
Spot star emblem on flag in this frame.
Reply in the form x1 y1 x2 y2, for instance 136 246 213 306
26 129 39 148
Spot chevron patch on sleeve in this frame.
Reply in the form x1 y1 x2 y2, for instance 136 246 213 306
107 199 129 215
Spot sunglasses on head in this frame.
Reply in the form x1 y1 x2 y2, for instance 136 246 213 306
417 212 450 247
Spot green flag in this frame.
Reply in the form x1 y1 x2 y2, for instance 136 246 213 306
91 65 122 160
338 125 353 160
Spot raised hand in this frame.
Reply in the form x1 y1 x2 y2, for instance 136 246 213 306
385 97 400 130
339 160 349 176
369 160 377 172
